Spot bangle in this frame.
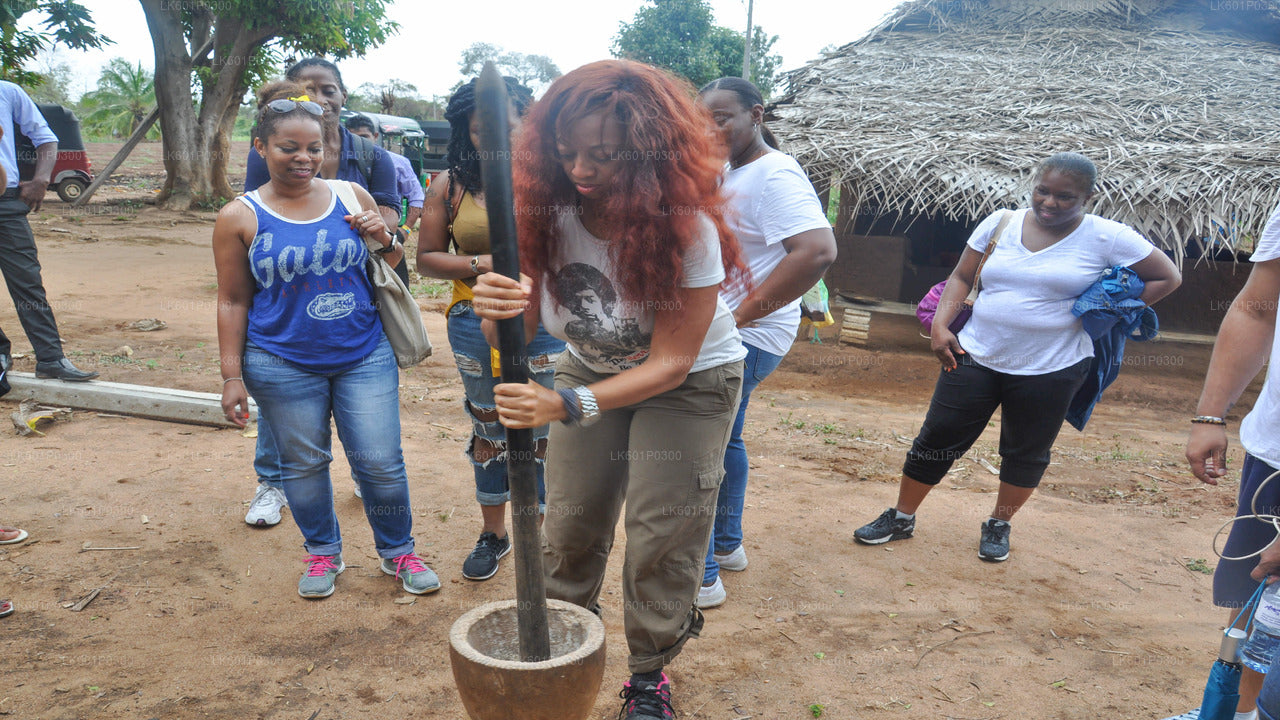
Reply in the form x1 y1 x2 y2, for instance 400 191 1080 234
1192 415 1227 426
223 377 244 386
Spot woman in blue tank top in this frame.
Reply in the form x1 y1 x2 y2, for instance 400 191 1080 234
214 81 439 600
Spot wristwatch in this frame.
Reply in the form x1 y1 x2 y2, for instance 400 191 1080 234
470 255 481 274
375 237 400 255
572 386 600 426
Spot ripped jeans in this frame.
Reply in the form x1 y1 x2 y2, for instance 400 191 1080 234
446 302 564 506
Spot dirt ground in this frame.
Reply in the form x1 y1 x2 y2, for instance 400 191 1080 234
0 141 1265 719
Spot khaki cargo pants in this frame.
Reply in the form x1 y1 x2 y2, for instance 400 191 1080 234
543 352 743 673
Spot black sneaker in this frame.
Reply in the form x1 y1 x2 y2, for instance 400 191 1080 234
618 672 675 720
854 507 915 545
978 518 1011 562
462 532 511 580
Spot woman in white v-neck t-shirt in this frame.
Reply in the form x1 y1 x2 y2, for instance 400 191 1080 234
854 152 1181 562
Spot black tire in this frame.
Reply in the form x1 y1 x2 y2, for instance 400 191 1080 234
56 177 87 203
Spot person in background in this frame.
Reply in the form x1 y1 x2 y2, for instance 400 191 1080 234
472 59 747 720
854 152 1180 562
241 58 404 527
694 76 837 609
0 148 21 617
0 84 97 381
1186 200 1280 720
416 77 565 582
215 81 438 599
345 113 424 231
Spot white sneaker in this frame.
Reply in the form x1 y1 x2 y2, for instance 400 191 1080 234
353 483 362 499
713 545 749 572
696 576 726 609
245 484 287 526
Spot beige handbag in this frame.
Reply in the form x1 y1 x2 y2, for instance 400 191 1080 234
330 180 432 368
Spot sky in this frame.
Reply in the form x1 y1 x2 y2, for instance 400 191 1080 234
43 0 903 101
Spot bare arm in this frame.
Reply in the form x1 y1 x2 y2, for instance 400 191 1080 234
415 172 493 280
213 201 257 427
491 284 722 429
347 184 403 267
1186 259 1280 484
1130 248 1182 306
930 247 983 370
732 227 837 327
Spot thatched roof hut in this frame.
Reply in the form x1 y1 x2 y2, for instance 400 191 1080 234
771 0 1280 262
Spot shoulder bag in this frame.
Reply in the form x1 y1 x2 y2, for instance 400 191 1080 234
331 180 432 368
915 209 1014 333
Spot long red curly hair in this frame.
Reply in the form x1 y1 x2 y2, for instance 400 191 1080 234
514 60 746 307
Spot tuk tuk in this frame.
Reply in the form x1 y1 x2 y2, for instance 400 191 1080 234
16 104 93 203
418 120 449 188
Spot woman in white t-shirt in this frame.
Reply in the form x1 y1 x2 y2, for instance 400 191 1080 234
694 77 837 609
854 152 1180 562
1187 200 1280 718
472 60 748 720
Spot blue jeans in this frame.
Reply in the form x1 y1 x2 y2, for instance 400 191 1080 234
1262 650 1280 720
447 302 563 506
243 335 415 559
703 342 785 584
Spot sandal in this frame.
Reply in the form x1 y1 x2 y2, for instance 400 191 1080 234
0 527 28 545
0 600 12 618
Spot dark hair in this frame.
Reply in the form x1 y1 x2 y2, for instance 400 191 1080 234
515 60 747 307
345 113 377 135
443 76 534 196
252 80 320 143
556 263 617 317
286 57 346 94
1038 152 1097 193
699 76 779 150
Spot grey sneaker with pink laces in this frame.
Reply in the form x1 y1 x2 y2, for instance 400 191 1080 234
381 553 440 595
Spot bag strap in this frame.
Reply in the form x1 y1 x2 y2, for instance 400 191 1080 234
966 209 1014 304
348 132 376 186
329 180 381 254
444 173 463 253
1230 579 1270 637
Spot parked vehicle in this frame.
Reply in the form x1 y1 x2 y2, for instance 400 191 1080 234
16 104 93 203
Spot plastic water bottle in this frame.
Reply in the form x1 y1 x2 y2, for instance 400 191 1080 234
1243 583 1280 673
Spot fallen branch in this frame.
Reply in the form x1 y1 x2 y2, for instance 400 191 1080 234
915 630 996 668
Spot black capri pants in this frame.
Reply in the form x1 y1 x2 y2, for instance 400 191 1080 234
903 353 1090 488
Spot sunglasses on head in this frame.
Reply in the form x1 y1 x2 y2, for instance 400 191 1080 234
267 97 324 116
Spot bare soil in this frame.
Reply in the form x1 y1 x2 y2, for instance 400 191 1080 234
0 141 1262 720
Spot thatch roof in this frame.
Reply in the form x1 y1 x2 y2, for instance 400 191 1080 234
770 0 1280 261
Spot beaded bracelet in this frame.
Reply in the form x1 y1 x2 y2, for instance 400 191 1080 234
557 388 582 425
1191 415 1227 426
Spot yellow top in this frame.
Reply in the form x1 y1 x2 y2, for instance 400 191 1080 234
445 190 502 376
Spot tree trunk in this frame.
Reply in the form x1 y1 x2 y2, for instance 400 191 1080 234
138 1 270 210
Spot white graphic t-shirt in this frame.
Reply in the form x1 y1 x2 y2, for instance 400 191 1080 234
539 213 745 374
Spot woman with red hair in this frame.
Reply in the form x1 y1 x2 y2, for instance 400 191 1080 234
473 60 746 720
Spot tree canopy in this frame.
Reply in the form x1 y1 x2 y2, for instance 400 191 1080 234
457 42 561 92
80 58 158 139
612 0 782 96
0 0 112 87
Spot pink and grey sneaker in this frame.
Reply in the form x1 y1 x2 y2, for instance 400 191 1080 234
298 553 344 599
380 553 441 595
618 671 675 720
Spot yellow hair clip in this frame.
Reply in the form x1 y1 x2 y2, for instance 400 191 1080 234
288 94 311 102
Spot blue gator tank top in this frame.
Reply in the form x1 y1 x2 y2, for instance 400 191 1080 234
239 180 382 372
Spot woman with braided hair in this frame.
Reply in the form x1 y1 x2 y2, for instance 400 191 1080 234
416 77 565 581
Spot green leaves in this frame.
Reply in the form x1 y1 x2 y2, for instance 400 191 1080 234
0 0 112 86
611 0 782 96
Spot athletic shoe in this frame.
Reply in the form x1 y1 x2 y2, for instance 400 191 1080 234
618 672 675 720
978 518 1011 562
245 484 288 527
381 553 441 595
854 507 915 545
695 577 726 609
713 545 748 572
462 532 511 581
298 554 344 598
353 483 362 499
